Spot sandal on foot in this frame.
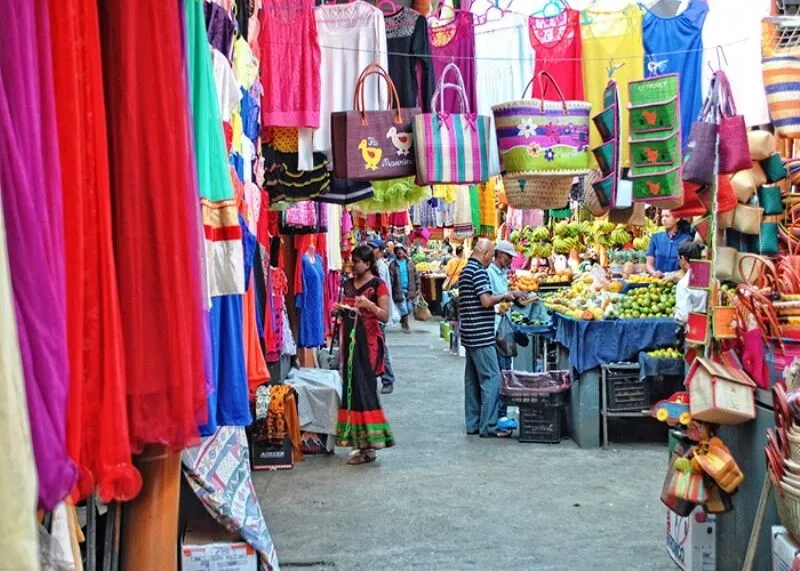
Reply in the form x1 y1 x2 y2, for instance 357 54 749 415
346 450 376 465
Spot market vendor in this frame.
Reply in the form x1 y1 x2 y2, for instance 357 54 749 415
674 241 708 325
646 210 693 276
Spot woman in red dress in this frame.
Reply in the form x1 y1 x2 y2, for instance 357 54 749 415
334 246 395 465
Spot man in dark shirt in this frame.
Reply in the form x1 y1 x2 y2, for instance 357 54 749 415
458 238 519 438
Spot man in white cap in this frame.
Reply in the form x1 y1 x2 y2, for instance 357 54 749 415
488 239 525 418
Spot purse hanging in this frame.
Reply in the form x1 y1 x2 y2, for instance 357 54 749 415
682 75 719 186
414 63 492 185
716 70 753 174
731 203 764 235
758 185 784 215
331 63 420 181
761 153 788 183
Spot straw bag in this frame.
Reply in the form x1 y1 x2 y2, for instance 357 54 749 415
492 72 591 177
716 71 753 174
748 130 777 161
715 246 737 281
583 170 609 217
732 203 764 235
413 296 432 321
762 21 800 138
730 170 757 203
683 74 719 186
503 175 572 210
608 203 646 226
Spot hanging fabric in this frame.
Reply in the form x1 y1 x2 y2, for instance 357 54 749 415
642 0 708 149
528 8 584 99
429 11 478 113
384 6 435 111
581 4 645 168
49 0 141 503
99 0 209 453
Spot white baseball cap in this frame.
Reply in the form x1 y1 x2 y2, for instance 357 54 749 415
494 239 518 258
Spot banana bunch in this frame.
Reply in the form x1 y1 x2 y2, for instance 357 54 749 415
632 236 650 251
553 221 570 237
553 236 580 254
610 225 631 247
530 226 550 242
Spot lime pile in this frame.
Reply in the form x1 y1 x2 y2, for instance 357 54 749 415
619 283 676 319
647 347 682 358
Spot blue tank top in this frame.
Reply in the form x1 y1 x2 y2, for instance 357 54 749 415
642 0 708 149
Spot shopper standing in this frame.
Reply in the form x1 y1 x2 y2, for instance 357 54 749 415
334 246 395 465
389 244 418 334
369 238 399 394
458 238 518 438
487 240 524 418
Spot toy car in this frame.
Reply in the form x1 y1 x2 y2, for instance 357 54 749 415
653 391 691 426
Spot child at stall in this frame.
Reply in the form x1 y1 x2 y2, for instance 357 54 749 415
674 241 708 325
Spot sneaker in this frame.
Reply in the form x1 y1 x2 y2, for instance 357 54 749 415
381 382 394 394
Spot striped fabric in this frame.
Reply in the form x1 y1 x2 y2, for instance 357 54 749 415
413 112 491 185
762 54 800 138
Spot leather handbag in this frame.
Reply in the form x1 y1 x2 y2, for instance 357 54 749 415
331 63 420 181
731 203 764 235
716 71 753 174
414 63 492 185
758 185 784 215
682 75 719 185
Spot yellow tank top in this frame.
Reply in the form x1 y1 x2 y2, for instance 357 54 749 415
581 4 644 168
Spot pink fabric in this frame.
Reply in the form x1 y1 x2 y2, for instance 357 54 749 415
429 12 477 113
259 0 320 127
341 209 353 234
284 201 317 227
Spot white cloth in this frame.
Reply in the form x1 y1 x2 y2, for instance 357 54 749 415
702 0 771 127
326 204 343 271
211 47 242 123
241 136 255 185
673 271 708 324
376 258 400 326
474 12 535 176
286 368 343 435
300 2 389 168
0 188 39 569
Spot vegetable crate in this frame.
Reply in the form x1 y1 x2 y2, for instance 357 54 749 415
518 403 564 444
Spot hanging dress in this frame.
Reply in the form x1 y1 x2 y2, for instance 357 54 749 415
98 0 209 452
336 277 395 450
385 7 435 110
581 5 644 168
0 184 38 568
642 0 708 149
296 253 326 348
528 8 584 99
48 0 141 503
429 11 478 113
0 0 77 509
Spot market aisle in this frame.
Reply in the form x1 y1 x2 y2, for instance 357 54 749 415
256 320 676 570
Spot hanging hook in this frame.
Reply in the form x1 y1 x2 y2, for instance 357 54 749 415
715 45 728 70
607 58 625 80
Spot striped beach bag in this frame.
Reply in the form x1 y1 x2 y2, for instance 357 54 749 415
412 63 491 185
762 21 800 138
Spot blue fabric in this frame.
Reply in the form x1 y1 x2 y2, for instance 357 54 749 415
642 0 708 149
240 88 260 142
230 153 244 182
646 230 692 273
464 345 501 435
638 352 684 381
487 263 508 295
553 314 678 374
201 295 252 436
398 259 409 290
295 254 325 348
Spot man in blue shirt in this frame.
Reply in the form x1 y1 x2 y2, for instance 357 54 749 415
646 210 693 276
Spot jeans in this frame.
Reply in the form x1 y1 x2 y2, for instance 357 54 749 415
381 324 394 385
496 350 512 417
464 345 501 435
397 289 411 316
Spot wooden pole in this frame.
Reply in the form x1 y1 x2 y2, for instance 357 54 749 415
121 445 181 571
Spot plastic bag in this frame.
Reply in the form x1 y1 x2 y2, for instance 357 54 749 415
496 314 517 357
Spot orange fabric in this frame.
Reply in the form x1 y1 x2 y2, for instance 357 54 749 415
284 394 304 462
244 274 270 398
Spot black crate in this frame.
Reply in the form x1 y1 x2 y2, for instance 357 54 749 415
607 373 649 411
518 403 563 443
510 389 568 407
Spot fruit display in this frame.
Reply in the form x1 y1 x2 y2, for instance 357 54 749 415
626 274 662 284
508 271 540 292
618 283 676 319
647 347 682 359
416 261 441 273
535 269 572 286
509 311 548 327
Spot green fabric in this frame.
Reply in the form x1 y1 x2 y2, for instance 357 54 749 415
469 185 480 233
185 0 233 201
353 177 430 214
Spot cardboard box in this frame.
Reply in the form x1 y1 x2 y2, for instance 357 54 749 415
181 518 257 571
666 506 716 571
773 525 800 571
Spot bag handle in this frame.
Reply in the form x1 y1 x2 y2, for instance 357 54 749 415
352 62 404 126
697 73 721 123
521 71 569 114
431 62 471 115
714 70 738 118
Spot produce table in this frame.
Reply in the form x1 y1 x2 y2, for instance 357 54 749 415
551 314 679 448
420 273 445 315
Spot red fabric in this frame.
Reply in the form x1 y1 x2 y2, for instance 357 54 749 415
529 9 584 100
671 182 707 219
99 0 208 453
342 279 390 376
49 0 141 502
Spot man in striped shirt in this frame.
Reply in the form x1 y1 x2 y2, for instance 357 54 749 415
458 238 520 438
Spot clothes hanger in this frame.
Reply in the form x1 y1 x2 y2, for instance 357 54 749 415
607 58 625 80
375 0 401 13
532 0 570 19
644 0 683 18
706 45 728 74
474 1 514 26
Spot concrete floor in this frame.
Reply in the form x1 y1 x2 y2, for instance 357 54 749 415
256 319 677 571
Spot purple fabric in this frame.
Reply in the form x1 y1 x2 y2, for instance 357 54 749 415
430 12 477 114
0 1 77 508
204 0 235 57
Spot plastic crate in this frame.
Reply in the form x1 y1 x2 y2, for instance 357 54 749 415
518 403 563 443
501 369 570 406
605 366 649 411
